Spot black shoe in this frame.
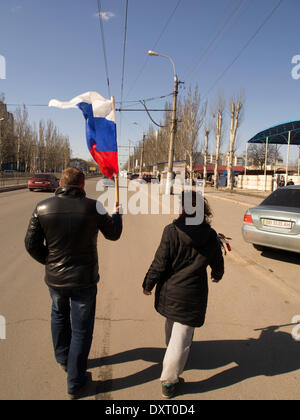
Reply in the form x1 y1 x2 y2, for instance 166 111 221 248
161 382 177 399
59 363 68 373
68 375 89 400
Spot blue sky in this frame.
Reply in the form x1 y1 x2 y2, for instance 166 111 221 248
1 0 300 166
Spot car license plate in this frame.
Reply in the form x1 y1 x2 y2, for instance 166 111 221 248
34 182 43 184
262 219 292 229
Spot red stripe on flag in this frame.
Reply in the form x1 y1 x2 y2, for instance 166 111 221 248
90 143 119 179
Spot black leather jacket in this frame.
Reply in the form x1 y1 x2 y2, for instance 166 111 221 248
25 186 122 289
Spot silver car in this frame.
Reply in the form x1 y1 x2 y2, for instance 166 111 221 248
242 186 300 253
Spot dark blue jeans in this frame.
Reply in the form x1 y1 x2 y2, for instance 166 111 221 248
49 285 97 394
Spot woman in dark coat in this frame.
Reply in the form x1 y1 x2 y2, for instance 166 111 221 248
143 191 224 398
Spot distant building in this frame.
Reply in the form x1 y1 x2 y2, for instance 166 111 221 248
0 101 14 134
207 153 245 167
0 101 16 171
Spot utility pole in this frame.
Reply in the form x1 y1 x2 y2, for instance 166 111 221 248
17 136 20 172
166 74 179 194
0 118 4 171
139 133 145 176
155 130 158 176
128 139 131 173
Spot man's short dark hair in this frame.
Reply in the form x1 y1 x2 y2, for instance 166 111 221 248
60 167 85 187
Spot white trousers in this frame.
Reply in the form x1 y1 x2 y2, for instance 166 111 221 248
160 319 195 384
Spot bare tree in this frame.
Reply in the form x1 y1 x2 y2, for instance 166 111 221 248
247 144 282 170
14 105 31 171
203 126 210 187
179 86 207 179
227 92 244 190
211 95 226 189
12 106 71 173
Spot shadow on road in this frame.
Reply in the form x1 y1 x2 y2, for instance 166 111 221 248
84 326 300 399
259 248 300 266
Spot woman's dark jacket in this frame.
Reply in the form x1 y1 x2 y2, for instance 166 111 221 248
25 186 122 289
143 217 224 328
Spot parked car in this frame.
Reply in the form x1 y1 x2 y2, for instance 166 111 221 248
28 174 60 192
142 174 153 183
127 173 139 181
242 186 300 254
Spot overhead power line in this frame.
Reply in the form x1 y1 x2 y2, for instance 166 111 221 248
151 0 182 51
118 0 129 145
203 0 284 100
120 0 129 108
6 92 174 109
125 0 182 100
183 0 247 83
97 0 111 98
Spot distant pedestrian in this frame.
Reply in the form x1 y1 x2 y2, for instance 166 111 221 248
278 176 285 188
25 167 122 399
286 179 295 186
143 191 224 399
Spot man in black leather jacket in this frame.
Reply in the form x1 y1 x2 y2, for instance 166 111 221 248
25 167 122 399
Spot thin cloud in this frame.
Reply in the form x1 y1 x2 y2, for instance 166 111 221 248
94 11 115 21
11 5 22 13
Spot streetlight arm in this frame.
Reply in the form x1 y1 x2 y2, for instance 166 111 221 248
148 50 177 79
160 54 176 78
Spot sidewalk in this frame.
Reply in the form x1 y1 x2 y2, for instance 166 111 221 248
0 184 27 193
204 186 270 200
0 175 103 194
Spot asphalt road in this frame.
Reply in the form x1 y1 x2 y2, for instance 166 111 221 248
0 179 300 400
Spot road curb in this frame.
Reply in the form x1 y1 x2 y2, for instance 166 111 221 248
205 187 269 199
205 193 254 207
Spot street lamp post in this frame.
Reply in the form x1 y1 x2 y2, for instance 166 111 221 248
148 50 179 195
128 139 131 173
132 122 145 177
0 118 4 171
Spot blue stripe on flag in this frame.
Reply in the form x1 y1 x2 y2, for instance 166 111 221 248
77 102 117 153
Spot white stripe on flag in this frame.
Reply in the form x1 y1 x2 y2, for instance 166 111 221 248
49 91 115 122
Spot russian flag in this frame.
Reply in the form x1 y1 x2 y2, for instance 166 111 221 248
49 92 119 179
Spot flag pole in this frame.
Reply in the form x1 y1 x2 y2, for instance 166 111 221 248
111 96 119 208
